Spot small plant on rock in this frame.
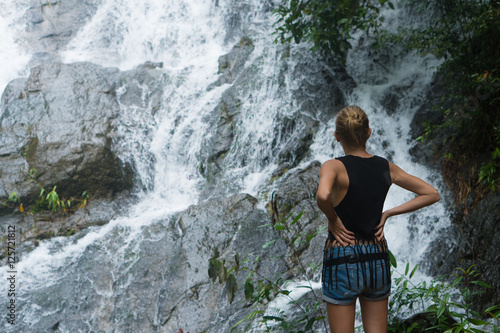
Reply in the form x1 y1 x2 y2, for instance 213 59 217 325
32 187 90 215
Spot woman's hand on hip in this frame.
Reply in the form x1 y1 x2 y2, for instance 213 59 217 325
329 217 355 246
375 211 390 242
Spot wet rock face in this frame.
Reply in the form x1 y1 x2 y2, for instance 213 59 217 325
0 197 131 261
23 0 102 54
3 159 327 333
5 193 290 333
422 193 500 308
410 74 500 308
265 161 326 268
199 38 350 199
409 74 447 168
214 36 255 87
0 61 165 203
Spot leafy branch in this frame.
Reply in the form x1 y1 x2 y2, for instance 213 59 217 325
208 211 327 332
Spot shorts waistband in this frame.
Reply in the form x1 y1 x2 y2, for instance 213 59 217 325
323 252 389 266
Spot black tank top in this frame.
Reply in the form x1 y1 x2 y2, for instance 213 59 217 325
334 155 392 240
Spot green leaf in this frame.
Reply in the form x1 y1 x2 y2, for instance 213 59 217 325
472 325 488 333
451 276 464 286
262 315 284 322
231 310 263 330
437 305 446 318
485 304 500 318
262 239 277 249
296 285 313 290
281 212 294 224
470 280 492 289
468 319 490 326
389 250 397 268
226 273 238 304
305 316 316 330
405 262 410 275
410 264 419 278
244 277 254 302
208 259 219 283
291 211 303 225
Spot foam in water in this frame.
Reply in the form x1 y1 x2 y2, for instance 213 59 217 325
61 0 226 71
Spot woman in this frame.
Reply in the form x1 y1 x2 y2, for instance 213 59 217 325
316 105 440 333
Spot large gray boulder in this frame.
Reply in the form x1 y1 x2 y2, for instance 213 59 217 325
0 61 166 207
4 193 289 333
3 156 329 333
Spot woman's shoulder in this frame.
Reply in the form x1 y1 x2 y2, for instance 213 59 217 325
320 158 346 172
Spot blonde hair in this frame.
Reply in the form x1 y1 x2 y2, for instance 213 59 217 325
335 105 370 147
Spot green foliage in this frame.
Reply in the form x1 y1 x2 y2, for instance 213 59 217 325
273 0 395 61
7 192 23 213
415 121 435 143
46 186 62 213
478 145 500 191
210 211 499 332
31 187 90 215
389 262 500 332
388 0 500 195
208 211 327 332
29 168 37 180
80 190 90 209
209 210 499 332
8 192 20 204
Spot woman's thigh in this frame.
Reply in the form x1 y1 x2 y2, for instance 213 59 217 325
359 297 388 333
326 302 356 333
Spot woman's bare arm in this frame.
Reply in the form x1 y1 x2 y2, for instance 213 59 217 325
375 162 441 241
316 160 355 246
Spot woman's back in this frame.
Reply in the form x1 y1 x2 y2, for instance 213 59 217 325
333 155 391 240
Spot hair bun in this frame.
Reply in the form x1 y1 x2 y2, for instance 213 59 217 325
335 106 370 147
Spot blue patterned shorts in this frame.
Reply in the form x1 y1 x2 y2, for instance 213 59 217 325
322 242 391 305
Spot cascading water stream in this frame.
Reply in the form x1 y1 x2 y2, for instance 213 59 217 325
0 0 451 331
0 0 31 94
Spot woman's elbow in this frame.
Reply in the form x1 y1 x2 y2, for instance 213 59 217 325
316 190 331 204
431 190 441 204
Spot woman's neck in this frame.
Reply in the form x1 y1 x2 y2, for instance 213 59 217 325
342 146 372 158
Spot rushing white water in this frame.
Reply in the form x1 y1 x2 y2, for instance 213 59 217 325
0 0 451 331
0 0 31 95
61 0 227 71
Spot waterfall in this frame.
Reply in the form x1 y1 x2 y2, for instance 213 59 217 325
0 0 450 331
0 0 31 95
